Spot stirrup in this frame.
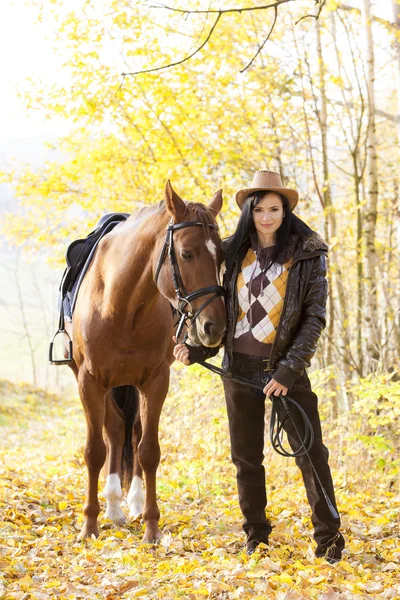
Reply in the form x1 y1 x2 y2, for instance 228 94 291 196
49 329 73 365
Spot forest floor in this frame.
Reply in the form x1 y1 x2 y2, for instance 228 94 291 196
0 368 399 600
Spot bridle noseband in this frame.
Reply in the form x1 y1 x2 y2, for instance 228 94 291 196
155 220 225 341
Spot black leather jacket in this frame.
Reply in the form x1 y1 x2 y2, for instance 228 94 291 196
188 215 328 390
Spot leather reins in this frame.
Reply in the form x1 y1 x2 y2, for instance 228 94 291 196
155 220 225 340
191 357 339 520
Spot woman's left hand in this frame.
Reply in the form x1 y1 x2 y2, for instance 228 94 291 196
263 378 288 398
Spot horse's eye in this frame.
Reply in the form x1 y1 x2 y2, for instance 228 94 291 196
181 250 193 260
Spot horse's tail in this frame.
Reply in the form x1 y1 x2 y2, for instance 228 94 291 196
111 385 139 491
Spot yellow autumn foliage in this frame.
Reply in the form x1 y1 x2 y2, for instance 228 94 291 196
0 370 399 599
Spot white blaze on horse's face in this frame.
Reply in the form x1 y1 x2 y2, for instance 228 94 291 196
205 238 220 284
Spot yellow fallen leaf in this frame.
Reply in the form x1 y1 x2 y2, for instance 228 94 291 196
114 531 124 539
338 561 354 573
131 588 150 597
247 571 267 578
273 573 292 585
59 501 68 511
118 580 139 593
19 574 33 587
309 576 326 584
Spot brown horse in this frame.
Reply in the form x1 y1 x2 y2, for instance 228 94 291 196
66 181 226 542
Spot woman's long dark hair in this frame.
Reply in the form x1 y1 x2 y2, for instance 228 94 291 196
225 191 293 284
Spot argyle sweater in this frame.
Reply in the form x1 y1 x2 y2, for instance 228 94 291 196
233 236 294 357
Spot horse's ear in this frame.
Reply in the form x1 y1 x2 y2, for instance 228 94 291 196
165 180 186 223
207 189 223 217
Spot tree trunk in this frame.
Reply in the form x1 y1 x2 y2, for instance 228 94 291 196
391 1 400 369
354 154 364 378
392 0 400 149
315 17 352 412
362 0 380 370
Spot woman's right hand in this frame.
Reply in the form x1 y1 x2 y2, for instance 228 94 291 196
172 336 190 365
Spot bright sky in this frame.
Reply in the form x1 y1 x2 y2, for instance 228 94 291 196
0 0 395 146
0 1 69 143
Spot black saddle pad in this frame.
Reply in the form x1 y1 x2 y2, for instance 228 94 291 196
59 212 129 320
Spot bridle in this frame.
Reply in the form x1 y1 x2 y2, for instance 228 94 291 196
155 220 225 341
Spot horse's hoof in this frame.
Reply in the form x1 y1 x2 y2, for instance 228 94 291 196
129 508 142 521
142 530 162 544
105 506 127 524
78 524 99 540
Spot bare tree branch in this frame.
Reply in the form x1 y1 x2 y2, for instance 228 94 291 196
122 13 221 76
295 0 326 25
148 0 295 16
240 6 278 72
123 0 325 76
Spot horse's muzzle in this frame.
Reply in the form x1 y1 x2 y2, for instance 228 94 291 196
191 321 226 348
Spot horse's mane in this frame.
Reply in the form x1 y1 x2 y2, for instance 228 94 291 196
133 200 218 232
184 202 218 231
133 200 165 219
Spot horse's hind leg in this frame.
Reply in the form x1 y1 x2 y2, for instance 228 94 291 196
77 367 108 539
103 392 126 524
138 362 170 543
127 409 144 520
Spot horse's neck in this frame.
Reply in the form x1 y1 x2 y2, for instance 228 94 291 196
100 212 168 314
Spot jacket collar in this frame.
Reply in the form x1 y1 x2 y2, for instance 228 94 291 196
301 232 328 253
291 214 328 259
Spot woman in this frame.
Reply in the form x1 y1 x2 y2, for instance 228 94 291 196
173 170 345 563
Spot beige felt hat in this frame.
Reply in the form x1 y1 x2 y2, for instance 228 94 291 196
235 170 299 210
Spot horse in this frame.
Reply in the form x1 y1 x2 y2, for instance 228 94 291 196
65 181 226 543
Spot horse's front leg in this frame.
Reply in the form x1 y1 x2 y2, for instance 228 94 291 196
77 367 108 539
138 362 170 543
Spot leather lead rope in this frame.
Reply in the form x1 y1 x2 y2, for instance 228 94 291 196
190 358 339 521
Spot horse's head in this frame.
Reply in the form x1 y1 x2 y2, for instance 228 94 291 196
156 180 226 348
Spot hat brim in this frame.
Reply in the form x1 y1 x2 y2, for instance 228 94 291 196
236 187 299 211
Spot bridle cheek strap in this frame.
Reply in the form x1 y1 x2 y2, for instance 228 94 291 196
155 221 225 341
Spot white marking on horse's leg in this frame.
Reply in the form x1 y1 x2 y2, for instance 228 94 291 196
127 475 145 520
205 239 219 282
103 473 126 524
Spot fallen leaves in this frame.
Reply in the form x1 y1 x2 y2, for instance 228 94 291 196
0 376 400 599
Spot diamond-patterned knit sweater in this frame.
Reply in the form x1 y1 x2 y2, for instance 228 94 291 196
233 233 296 357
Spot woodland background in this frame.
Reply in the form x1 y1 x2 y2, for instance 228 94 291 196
0 0 399 598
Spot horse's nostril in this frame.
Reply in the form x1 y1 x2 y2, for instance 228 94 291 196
203 321 214 336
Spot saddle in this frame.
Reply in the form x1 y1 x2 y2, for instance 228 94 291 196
49 212 129 365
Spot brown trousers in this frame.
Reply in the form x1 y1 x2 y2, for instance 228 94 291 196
222 352 345 557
